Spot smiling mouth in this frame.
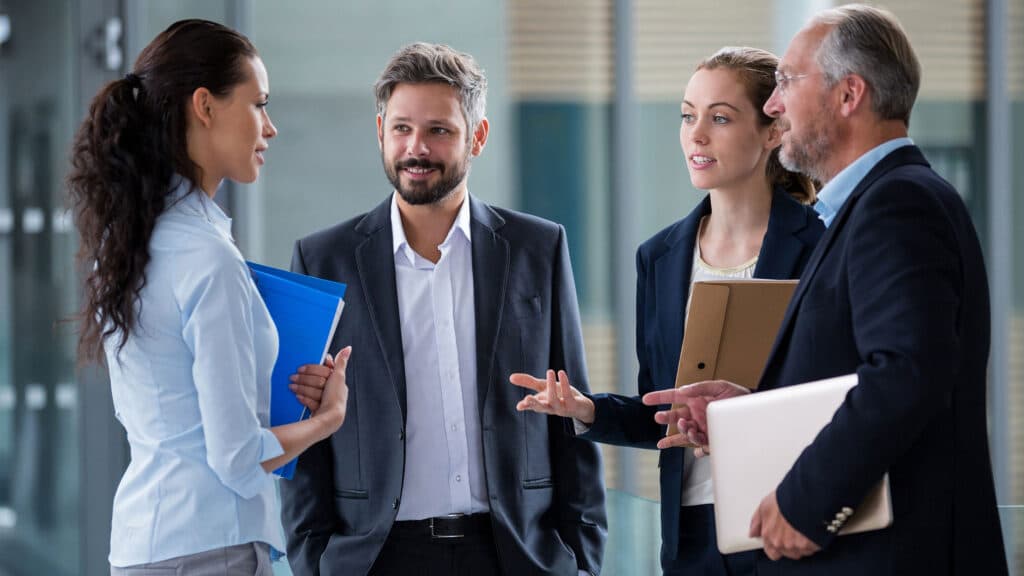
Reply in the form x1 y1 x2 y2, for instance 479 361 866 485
403 166 435 175
690 155 716 167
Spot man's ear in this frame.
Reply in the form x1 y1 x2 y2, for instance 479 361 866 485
190 87 215 128
376 114 384 151
470 117 490 156
838 74 868 118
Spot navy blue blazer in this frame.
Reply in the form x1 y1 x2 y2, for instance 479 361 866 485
757 146 1007 575
280 196 607 576
583 187 824 568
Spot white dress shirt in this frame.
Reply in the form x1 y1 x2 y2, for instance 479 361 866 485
390 192 490 520
106 179 285 566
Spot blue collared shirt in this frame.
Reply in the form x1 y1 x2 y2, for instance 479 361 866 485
105 178 285 567
814 137 914 227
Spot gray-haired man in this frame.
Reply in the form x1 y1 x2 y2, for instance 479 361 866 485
280 42 607 576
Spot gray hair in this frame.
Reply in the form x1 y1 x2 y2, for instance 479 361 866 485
374 42 488 136
811 4 921 125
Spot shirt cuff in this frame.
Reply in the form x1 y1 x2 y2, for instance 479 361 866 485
259 427 285 462
572 418 592 435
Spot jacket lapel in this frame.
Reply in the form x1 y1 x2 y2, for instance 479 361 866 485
653 196 707 380
754 187 811 279
469 198 509 414
354 198 409 421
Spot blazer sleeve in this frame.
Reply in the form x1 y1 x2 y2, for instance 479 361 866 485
581 246 663 449
279 239 340 576
547 225 608 575
776 180 966 548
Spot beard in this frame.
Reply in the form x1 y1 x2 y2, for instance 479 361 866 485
382 152 471 206
777 104 836 184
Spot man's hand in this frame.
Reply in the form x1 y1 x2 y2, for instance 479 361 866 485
641 380 749 451
750 490 821 561
510 369 596 424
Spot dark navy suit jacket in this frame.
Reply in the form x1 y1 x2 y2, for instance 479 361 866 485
582 188 824 569
756 146 1007 575
279 196 607 576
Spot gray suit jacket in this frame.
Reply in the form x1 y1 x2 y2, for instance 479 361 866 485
280 196 607 576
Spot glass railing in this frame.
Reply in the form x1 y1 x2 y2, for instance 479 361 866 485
998 505 1021 576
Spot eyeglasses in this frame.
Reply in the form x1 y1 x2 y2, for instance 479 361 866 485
773 69 815 94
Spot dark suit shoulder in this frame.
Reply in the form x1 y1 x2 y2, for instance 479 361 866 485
636 196 710 263
638 218 687 264
296 200 387 256
856 162 966 224
487 205 562 235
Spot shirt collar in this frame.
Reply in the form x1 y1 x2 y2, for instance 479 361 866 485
814 137 914 227
165 175 234 239
390 192 473 265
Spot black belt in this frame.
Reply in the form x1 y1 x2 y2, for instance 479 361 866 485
392 513 492 540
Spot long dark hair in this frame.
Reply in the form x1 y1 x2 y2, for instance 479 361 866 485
697 47 817 204
68 19 258 363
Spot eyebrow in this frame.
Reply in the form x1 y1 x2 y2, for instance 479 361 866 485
681 100 742 112
388 116 457 127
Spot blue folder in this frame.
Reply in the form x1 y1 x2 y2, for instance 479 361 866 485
247 261 346 479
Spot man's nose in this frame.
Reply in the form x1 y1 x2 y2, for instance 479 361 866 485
764 88 784 118
407 132 429 156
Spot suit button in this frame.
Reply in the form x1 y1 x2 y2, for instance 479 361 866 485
392 498 400 509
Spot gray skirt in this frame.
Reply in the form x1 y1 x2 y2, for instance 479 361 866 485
110 542 272 576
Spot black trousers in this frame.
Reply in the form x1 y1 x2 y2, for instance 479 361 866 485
370 514 502 576
664 503 757 576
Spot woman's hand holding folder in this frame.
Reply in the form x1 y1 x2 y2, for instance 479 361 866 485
260 347 351 473
290 354 345 413
312 347 350 427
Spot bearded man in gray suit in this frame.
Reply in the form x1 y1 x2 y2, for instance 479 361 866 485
279 42 607 576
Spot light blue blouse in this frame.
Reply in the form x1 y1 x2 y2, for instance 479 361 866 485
105 178 285 567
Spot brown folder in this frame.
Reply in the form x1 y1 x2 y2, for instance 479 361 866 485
667 279 798 437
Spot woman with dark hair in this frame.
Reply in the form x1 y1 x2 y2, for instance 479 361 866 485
511 47 824 575
67 19 348 574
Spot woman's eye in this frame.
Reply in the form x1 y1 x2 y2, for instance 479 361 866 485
680 113 695 124
713 115 729 124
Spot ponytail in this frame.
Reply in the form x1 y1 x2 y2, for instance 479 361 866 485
68 75 174 362
67 19 257 364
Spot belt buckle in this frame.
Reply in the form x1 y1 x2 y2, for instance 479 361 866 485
430 513 465 539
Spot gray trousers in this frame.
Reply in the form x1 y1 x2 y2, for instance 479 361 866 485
110 542 272 576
